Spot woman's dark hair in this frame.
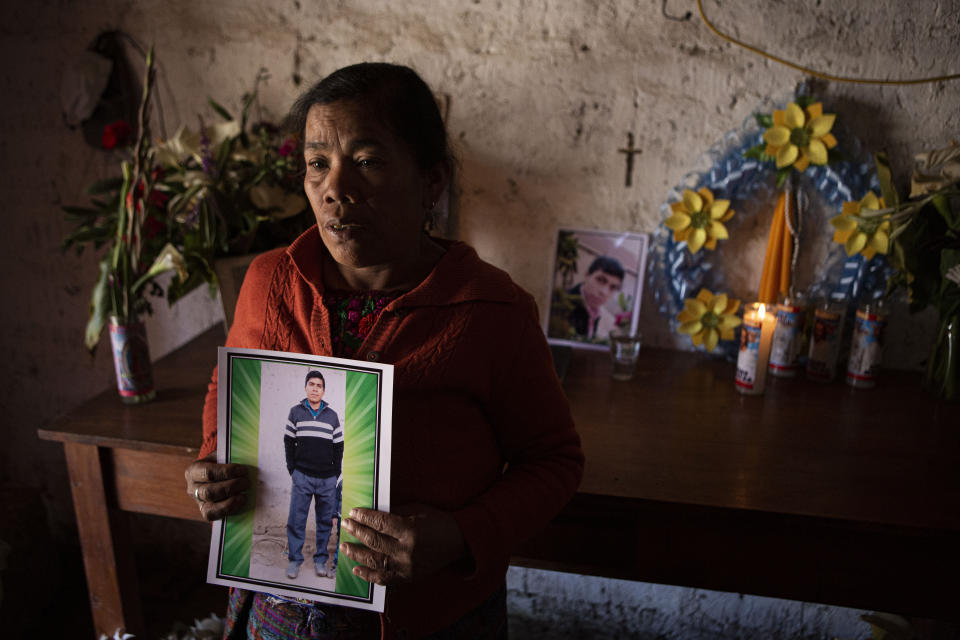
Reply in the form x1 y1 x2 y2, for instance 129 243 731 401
286 62 449 171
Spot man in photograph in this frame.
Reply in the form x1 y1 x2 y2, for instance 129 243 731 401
566 256 625 339
284 370 343 579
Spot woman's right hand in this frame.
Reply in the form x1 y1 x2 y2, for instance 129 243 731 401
184 454 250 521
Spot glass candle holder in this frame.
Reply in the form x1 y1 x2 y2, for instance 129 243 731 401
768 293 807 378
806 300 846 382
609 330 643 381
735 303 777 395
846 300 888 389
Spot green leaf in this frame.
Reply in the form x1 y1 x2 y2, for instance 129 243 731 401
892 239 906 271
168 183 204 217
931 193 959 228
208 98 234 122
241 90 257 133
84 254 112 353
89 197 116 210
754 113 773 129
873 152 900 208
115 162 133 256
85 176 124 195
899 207 946 312
794 95 815 109
215 138 233 178
166 251 215 304
776 168 791 188
940 249 960 296
131 243 188 294
888 215 914 243
743 144 767 160
63 226 113 249
62 205 102 219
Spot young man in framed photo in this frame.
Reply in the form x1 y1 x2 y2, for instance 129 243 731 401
566 256 624 340
284 370 343 579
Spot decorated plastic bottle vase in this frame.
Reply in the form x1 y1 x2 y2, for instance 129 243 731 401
108 316 156 403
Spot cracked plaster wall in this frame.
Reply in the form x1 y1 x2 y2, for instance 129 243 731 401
1 0 957 634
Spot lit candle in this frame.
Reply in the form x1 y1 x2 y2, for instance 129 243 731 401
735 303 777 395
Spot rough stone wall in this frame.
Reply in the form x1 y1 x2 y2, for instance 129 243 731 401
505 566 868 639
0 0 957 632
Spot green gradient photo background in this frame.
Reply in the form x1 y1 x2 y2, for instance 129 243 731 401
218 354 384 601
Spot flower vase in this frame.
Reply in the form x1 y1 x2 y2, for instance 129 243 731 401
924 313 959 401
108 316 156 404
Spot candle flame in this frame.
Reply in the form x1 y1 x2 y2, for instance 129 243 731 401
758 303 766 320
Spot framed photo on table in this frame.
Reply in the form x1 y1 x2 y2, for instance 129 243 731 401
546 228 649 350
207 347 393 612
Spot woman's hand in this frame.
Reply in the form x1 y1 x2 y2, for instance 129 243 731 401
340 504 467 586
184 454 250 521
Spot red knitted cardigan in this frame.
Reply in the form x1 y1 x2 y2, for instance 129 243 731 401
200 228 584 637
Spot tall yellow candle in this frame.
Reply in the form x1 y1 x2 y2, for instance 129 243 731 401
757 194 787 305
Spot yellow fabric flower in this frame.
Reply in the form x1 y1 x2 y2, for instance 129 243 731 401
665 187 735 254
763 102 837 172
676 288 742 352
830 191 891 260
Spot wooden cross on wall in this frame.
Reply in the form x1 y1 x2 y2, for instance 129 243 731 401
619 132 642 187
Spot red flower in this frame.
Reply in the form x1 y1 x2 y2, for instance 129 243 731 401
357 314 375 338
278 137 297 157
102 120 133 149
125 178 169 213
347 309 360 324
143 214 165 240
148 189 169 209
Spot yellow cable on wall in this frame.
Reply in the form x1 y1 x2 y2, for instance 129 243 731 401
696 0 960 86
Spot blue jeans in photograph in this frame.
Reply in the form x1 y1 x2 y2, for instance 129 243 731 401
286 470 338 566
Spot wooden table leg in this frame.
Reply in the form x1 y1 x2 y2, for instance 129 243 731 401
64 442 144 638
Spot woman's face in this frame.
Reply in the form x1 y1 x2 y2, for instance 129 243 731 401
302 100 444 272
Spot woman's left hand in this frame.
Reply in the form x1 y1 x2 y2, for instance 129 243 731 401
340 504 466 586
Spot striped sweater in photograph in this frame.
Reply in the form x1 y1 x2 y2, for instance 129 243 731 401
283 399 343 478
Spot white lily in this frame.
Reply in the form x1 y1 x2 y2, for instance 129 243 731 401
155 125 203 167
250 182 307 219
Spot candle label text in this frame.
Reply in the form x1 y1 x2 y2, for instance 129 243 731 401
806 308 843 381
735 322 762 389
846 310 887 385
769 304 806 376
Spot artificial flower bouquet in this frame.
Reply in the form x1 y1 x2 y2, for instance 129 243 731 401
829 145 960 398
152 71 310 301
63 60 312 351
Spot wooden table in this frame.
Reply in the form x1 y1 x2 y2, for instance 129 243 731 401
39 329 217 636
39 327 960 636
515 345 960 619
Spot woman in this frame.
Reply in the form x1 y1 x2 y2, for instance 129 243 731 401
184 62 583 639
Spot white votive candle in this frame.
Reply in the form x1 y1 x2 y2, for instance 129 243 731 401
735 303 777 395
